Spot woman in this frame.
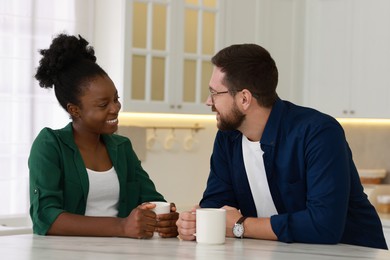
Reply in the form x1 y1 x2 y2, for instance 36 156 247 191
29 33 178 238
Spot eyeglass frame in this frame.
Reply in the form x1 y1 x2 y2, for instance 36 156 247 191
208 88 230 103
209 88 229 97
208 88 260 103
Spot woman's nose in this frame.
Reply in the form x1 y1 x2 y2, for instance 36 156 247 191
111 101 121 113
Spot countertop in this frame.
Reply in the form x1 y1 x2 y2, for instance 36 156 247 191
1 234 389 260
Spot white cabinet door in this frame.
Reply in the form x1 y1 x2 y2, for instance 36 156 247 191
122 0 224 114
223 0 306 106
349 0 390 118
304 0 351 117
304 0 390 118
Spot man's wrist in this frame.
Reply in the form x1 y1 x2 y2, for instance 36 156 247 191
232 216 248 238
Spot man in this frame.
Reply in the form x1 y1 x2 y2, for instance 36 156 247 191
176 44 387 249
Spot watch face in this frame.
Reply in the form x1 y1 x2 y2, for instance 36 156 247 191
233 224 244 237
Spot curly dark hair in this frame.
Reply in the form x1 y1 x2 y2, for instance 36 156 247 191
35 33 107 110
211 44 278 108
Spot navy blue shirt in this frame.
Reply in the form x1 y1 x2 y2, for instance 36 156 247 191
200 99 387 249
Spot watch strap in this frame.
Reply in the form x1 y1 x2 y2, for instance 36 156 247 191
236 216 247 225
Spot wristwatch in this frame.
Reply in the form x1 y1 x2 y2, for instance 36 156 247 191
232 216 247 238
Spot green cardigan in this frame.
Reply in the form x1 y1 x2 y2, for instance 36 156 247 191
28 123 165 235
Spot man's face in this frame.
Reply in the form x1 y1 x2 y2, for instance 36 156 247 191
206 67 245 131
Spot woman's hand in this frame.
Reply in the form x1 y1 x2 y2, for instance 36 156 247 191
122 203 157 239
155 202 179 238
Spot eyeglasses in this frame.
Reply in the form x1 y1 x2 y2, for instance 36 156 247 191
209 88 259 103
209 89 229 102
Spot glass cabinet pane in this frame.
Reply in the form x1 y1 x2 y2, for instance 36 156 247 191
131 55 146 100
132 2 147 48
125 0 220 113
203 0 217 8
185 0 198 5
202 11 215 55
184 9 198 53
183 59 197 102
151 57 165 101
201 60 212 102
152 4 167 50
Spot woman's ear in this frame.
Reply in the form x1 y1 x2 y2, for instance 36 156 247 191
67 103 80 118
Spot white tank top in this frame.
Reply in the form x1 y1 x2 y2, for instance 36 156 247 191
242 135 278 217
85 167 120 217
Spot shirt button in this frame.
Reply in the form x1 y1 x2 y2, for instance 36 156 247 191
34 189 38 194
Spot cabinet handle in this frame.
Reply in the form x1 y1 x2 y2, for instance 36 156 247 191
170 104 182 109
350 110 355 115
342 110 348 114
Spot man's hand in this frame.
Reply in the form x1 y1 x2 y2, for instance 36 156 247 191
222 205 242 237
176 205 198 241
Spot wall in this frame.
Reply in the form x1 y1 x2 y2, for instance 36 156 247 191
92 0 125 98
142 123 217 212
118 114 218 212
118 116 390 212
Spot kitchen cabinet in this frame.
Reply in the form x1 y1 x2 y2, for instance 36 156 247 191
223 0 306 106
93 0 306 113
303 0 390 118
121 0 225 114
124 0 302 114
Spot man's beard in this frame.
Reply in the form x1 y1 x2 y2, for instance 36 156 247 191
214 102 245 131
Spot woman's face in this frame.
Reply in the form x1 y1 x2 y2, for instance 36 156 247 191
74 75 121 135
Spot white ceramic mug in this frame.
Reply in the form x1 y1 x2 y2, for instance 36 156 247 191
149 201 171 237
196 208 226 244
149 201 171 215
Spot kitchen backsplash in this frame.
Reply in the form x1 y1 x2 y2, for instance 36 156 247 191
341 122 390 184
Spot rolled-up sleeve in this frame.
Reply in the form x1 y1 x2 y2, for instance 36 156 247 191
28 129 66 235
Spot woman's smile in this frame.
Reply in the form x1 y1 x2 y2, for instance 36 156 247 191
106 118 118 125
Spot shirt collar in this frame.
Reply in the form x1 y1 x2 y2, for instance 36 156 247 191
261 98 284 147
56 122 119 150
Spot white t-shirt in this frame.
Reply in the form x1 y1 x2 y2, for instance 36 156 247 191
85 167 120 217
242 135 278 217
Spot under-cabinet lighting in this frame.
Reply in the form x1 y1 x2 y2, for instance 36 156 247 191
336 118 390 125
119 113 390 126
118 112 216 128
119 112 215 121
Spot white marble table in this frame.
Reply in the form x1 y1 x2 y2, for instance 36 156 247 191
0 234 389 260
